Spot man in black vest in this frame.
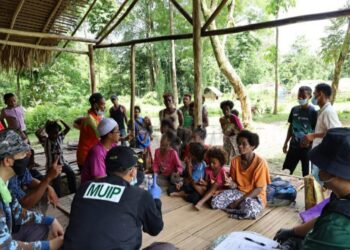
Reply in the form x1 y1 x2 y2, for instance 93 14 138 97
274 128 350 249
109 95 128 146
64 146 174 250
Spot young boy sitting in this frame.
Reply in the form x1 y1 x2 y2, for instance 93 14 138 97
36 120 76 197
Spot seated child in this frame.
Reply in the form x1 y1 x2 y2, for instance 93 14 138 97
152 130 183 180
167 142 206 204
37 120 77 197
183 127 209 163
194 146 228 211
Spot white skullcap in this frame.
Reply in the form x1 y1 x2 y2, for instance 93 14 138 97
97 118 118 137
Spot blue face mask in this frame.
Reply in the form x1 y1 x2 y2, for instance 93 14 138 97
311 96 318 105
298 99 308 106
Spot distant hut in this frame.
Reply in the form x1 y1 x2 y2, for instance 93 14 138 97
204 86 222 100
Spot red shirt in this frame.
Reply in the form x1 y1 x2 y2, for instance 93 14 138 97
76 110 102 166
152 148 183 177
205 167 227 189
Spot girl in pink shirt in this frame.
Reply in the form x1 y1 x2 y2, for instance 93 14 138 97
194 146 228 211
153 131 183 178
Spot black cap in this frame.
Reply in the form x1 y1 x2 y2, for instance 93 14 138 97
309 127 350 179
105 146 138 173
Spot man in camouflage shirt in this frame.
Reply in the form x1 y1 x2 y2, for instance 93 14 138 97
0 129 63 249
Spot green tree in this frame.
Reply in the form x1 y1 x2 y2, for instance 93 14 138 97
321 16 350 103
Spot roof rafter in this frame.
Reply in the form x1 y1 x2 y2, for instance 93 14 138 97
96 0 130 40
0 39 88 54
36 0 64 45
1 0 26 50
94 8 350 48
56 0 99 59
97 0 139 45
169 0 193 25
0 27 97 43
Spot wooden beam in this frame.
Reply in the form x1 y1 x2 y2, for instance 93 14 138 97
204 8 350 36
96 0 130 40
201 0 229 31
36 0 64 45
95 33 192 48
0 27 97 43
1 0 26 50
88 45 97 94
97 0 139 45
0 39 88 54
95 8 350 48
130 44 136 137
56 0 98 58
169 0 193 25
193 0 202 128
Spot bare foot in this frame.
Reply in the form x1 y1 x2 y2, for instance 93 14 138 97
194 203 203 211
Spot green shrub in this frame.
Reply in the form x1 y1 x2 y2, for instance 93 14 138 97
25 104 87 133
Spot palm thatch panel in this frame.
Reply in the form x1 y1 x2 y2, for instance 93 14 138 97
0 0 90 71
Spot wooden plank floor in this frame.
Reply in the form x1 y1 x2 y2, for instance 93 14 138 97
50 188 304 249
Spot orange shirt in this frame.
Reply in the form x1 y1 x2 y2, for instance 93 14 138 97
230 154 271 206
76 110 102 166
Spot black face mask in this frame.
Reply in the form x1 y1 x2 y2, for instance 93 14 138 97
13 157 29 176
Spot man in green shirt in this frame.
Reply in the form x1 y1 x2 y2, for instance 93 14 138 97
179 94 193 129
274 127 350 250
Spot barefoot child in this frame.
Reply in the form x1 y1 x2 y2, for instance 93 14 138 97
167 142 206 204
194 146 228 210
153 130 183 181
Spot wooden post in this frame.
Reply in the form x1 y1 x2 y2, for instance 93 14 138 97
193 0 202 128
130 44 136 137
16 71 21 105
88 44 96 94
169 1 179 107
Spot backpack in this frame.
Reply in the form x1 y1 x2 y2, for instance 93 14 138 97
267 177 297 207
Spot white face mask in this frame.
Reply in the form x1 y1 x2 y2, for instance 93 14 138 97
298 99 308 106
130 168 138 186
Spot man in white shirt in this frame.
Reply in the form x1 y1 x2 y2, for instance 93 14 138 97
303 83 342 179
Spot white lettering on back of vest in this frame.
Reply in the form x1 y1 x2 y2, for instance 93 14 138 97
83 182 125 203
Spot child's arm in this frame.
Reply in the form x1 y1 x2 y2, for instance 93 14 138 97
59 119 70 135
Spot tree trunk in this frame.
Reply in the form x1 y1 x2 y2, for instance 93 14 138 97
331 18 350 104
201 0 252 127
169 1 179 106
273 26 279 114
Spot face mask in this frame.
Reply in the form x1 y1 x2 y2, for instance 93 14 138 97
311 96 318 105
298 99 308 106
97 110 105 117
13 157 29 176
130 174 138 186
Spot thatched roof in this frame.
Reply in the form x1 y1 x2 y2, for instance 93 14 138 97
0 0 90 71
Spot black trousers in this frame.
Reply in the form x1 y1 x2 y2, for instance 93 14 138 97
283 146 310 176
52 163 77 197
167 183 202 204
